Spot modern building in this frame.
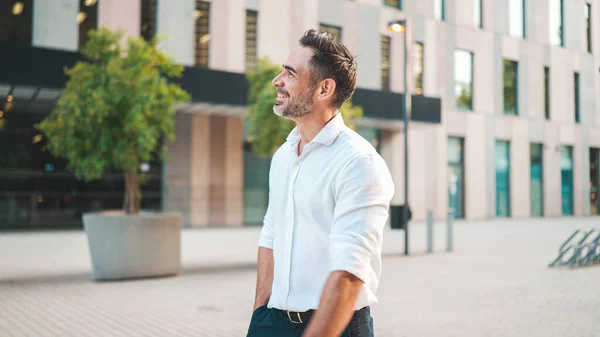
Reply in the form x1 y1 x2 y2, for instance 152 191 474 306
1 0 599 230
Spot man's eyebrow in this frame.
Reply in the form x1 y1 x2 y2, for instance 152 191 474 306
283 64 298 75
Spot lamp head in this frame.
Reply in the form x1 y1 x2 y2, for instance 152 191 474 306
388 20 406 33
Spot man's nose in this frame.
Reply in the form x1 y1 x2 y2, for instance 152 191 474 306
272 72 283 87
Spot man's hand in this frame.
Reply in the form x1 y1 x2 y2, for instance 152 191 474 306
253 247 274 311
301 270 363 337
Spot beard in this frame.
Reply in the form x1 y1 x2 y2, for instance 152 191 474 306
273 87 314 118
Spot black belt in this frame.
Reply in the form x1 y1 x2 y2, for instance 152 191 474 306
276 309 315 324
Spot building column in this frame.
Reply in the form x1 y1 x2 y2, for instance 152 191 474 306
164 113 193 225
190 114 211 227
209 0 245 72
98 0 141 38
157 0 195 65
225 117 244 226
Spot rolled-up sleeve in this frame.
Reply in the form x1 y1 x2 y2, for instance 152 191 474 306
329 154 395 282
258 200 274 249
259 160 276 249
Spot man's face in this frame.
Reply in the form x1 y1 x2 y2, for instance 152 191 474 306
271 47 316 118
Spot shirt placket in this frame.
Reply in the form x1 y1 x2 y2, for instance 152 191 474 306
283 147 309 308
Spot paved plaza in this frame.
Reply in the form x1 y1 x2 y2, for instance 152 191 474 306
1 218 599 337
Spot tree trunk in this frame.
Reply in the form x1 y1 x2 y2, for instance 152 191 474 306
123 171 141 214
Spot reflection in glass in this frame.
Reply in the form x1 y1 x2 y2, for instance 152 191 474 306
243 142 271 226
384 0 401 9
195 1 211 68
474 0 482 28
319 24 342 42
574 72 580 123
586 3 592 53
454 50 473 110
246 10 259 71
503 59 518 115
544 67 550 119
0 99 162 229
78 0 97 49
509 0 525 38
414 42 424 95
141 0 157 42
560 146 573 215
530 143 544 217
495 141 511 217
0 0 32 44
435 0 445 20
448 137 464 219
381 36 391 91
549 0 564 46
590 148 600 215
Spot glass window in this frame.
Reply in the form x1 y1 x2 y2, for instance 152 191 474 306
246 10 258 72
243 142 271 226
0 0 32 45
509 0 526 38
495 141 511 217
574 72 580 123
435 0 445 20
586 3 592 53
454 50 473 110
549 0 564 46
381 35 391 91
141 0 157 42
448 137 465 219
560 146 573 215
474 0 483 28
78 0 98 49
530 143 544 217
414 42 424 95
590 148 600 215
384 0 401 9
544 67 550 120
503 59 519 115
195 1 210 68
0 100 162 229
319 24 342 42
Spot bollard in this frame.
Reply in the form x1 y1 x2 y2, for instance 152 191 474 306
447 208 454 252
427 210 434 253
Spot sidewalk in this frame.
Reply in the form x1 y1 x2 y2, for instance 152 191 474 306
1 218 599 337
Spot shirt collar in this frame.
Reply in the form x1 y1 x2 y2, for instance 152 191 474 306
286 112 345 148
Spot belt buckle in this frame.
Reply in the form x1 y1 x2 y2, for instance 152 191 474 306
286 311 303 324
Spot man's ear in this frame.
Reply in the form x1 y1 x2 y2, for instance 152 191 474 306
317 78 336 102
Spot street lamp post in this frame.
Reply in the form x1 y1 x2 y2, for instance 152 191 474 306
388 19 410 256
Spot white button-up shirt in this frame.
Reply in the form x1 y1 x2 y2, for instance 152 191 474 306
258 113 395 312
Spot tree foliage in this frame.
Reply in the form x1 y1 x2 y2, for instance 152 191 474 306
245 58 363 157
37 28 190 214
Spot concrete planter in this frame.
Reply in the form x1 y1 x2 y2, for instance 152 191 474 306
83 211 182 281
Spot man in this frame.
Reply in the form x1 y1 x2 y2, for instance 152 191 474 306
246 29 395 337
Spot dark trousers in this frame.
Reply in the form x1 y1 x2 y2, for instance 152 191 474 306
246 306 374 337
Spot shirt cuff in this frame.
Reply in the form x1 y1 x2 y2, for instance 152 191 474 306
258 222 274 249
329 235 372 282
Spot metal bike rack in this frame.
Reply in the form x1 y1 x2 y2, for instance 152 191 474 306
549 228 600 268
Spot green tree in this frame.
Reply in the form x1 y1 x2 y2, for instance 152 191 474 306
37 28 190 214
246 58 363 156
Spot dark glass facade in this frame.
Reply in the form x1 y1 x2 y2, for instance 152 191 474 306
0 0 32 45
0 96 162 229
